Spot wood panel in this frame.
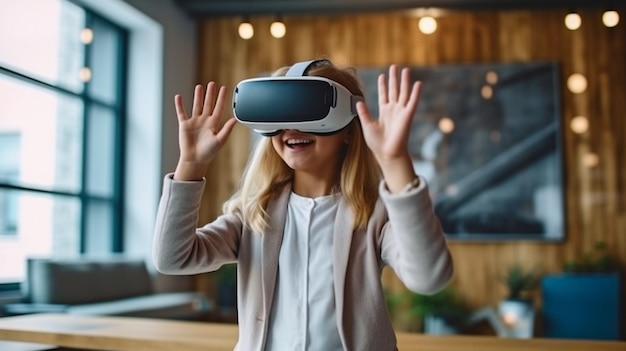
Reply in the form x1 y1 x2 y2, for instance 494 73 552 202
195 9 626 331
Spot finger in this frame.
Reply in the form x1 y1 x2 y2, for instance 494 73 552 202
407 81 423 114
174 94 188 123
211 85 227 119
356 101 375 127
203 82 216 116
398 67 411 105
388 65 399 102
216 117 238 143
191 84 204 117
378 73 388 107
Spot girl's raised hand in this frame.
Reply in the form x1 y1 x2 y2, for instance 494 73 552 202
356 65 422 192
174 82 237 181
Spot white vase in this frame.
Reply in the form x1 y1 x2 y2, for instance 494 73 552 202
498 299 535 338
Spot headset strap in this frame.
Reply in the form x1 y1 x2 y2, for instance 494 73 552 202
286 59 330 76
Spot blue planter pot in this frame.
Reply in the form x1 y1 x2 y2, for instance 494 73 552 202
541 273 622 340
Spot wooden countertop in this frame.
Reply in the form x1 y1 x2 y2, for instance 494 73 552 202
0 313 624 351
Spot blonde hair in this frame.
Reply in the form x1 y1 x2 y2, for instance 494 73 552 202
223 60 381 233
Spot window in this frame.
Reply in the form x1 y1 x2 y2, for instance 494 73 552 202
0 0 127 285
0 134 20 235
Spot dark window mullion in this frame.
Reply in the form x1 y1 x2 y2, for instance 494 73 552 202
0 66 82 101
0 67 119 114
78 12 93 254
112 26 128 253
0 183 80 198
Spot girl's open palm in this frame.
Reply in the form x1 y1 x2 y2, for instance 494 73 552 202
356 65 422 162
174 82 237 180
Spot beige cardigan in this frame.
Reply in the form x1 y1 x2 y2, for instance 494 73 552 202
153 174 453 351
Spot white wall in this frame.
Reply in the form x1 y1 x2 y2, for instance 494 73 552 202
75 0 196 289
118 0 197 175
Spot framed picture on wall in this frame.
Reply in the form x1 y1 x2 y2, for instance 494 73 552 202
358 62 565 241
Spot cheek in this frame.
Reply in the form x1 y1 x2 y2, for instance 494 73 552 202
325 136 348 153
271 137 288 160
271 137 282 151
316 140 347 163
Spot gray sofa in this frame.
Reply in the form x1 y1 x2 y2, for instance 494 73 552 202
5 256 211 320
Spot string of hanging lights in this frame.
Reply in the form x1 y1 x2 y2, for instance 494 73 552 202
236 7 620 39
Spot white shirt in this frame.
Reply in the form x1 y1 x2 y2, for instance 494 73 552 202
265 192 343 351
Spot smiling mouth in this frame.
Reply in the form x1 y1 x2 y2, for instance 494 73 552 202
285 138 314 149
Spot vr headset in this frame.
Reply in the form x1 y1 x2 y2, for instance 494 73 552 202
232 59 363 136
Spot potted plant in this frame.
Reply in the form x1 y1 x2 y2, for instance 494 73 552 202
498 264 540 338
389 286 470 334
561 241 619 274
541 241 622 340
501 264 540 301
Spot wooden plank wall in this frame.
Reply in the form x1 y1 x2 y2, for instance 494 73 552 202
195 8 625 322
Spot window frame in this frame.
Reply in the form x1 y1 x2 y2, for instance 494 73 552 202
0 1 128 289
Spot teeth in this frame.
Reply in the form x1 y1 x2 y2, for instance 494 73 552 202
286 139 312 145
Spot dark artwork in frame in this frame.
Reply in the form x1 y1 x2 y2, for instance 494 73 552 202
358 62 565 241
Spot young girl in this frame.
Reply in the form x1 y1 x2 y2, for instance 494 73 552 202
153 59 453 351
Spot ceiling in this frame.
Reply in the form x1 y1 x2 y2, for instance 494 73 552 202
175 0 622 17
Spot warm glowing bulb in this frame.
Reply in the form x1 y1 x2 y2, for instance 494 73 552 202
79 67 91 82
486 70 498 85
481 85 493 99
80 28 93 44
583 152 599 167
438 117 455 134
570 116 589 134
238 22 254 40
567 73 587 94
270 21 286 38
602 11 620 28
418 16 437 35
565 13 582 30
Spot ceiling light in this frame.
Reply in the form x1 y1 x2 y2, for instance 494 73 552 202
238 20 254 40
570 116 589 134
418 16 437 35
270 18 286 38
602 10 620 27
583 152 599 167
564 12 582 30
438 117 455 134
567 73 587 94
79 67 92 82
485 70 498 85
80 28 93 44
481 85 493 99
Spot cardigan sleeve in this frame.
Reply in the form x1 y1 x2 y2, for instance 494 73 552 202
379 177 454 294
152 173 242 275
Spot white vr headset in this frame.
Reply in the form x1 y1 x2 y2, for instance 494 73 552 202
232 59 363 136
